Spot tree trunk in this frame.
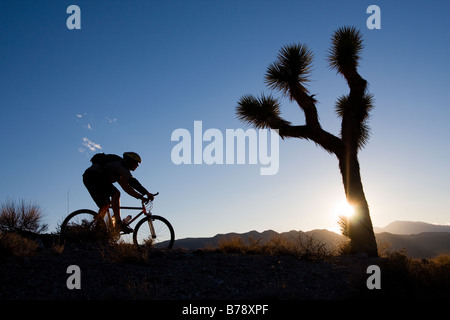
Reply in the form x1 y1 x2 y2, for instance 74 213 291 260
338 154 378 257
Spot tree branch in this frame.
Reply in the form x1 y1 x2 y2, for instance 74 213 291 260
278 83 344 156
277 123 344 156
290 86 321 129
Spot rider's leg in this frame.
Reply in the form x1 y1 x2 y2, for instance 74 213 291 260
93 202 109 232
97 203 109 220
111 190 132 234
111 190 121 223
83 172 109 221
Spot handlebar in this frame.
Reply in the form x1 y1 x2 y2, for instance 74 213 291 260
141 192 159 205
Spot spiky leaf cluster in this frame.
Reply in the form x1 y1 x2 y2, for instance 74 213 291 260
328 26 364 74
265 43 313 99
236 94 290 130
335 93 374 149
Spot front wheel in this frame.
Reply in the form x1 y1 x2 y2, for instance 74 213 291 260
133 215 175 249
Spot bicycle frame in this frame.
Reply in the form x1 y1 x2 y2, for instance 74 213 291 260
107 201 156 238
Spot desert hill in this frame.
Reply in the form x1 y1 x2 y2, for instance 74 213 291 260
1 220 449 300
173 229 344 252
173 221 450 258
374 220 450 235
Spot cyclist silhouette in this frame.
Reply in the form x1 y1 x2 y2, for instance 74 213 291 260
82 152 153 233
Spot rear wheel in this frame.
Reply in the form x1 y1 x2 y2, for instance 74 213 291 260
60 209 115 244
133 215 175 249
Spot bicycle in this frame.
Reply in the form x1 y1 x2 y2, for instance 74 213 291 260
60 192 175 249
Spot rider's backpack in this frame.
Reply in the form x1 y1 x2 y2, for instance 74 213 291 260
90 153 123 166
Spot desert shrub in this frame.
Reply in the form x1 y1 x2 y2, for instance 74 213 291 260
295 233 329 261
0 199 47 234
265 235 297 256
408 254 450 298
101 241 149 264
0 232 39 257
218 236 247 254
359 250 450 299
432 254 450 266
217 233 331 260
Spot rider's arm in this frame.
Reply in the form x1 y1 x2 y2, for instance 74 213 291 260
105 160 150 200
128 177 149 195
117 176 144 200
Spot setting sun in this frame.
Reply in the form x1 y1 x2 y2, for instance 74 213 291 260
333 200 354 219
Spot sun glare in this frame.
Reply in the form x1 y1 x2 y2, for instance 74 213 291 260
333 200 354 219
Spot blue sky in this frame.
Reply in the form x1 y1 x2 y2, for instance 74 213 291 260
1 0 449 239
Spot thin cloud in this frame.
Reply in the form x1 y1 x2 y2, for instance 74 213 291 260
82 137 102 152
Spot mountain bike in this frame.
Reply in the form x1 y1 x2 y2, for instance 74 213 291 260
60 192 175 249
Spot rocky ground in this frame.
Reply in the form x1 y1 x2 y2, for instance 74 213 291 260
0 241 377 301
1 237 449 306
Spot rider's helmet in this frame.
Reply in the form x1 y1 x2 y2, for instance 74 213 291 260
123 152 142 163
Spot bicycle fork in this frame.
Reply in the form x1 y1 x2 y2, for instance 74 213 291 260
147 218 157 239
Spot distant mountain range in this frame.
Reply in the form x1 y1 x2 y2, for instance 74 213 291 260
374 220 450 234
173 221 450 259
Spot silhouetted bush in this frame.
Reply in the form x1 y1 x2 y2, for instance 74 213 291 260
0 199 47 234
218 233 330 261
0 232 39 257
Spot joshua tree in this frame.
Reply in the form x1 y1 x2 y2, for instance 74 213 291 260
236 26 378 257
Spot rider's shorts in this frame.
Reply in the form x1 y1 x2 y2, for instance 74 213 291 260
82 170 119 208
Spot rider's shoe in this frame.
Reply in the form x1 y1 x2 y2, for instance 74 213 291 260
118 221 133 234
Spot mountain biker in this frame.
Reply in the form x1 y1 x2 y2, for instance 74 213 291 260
82 152 154 233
